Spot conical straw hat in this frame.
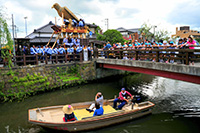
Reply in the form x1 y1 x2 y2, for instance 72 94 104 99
62 105 74 114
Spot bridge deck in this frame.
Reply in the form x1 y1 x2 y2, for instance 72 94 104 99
96 58 200 84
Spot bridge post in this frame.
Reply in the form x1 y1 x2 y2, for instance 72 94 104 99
156 51 159 62
120 50 123 59
56 54 58 64
35 55 38 65
45 54 48 64
23 54 26 66
135 50 138 60
96 49 98 59
186 51 189 65
73 52 75 61
80 52 83 62
64 53 67 63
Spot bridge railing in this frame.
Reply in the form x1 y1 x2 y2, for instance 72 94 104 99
0 52 83 67
96 47 200 65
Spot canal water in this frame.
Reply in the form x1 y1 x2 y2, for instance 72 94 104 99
0 73 200 133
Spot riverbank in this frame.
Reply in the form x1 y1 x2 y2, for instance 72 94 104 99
0 61 127 102
0 61 95 102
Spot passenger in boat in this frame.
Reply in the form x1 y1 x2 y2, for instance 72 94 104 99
93 102 104 116
86 92 104 113
113 88 133 109
62 105 78 122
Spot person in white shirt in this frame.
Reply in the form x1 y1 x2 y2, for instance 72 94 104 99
86 92 104 113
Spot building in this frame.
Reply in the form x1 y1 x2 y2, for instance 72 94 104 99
116 27 140 41
25 21 57 46
171 26 200 39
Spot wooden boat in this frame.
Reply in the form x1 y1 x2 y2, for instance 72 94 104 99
28 100 155 132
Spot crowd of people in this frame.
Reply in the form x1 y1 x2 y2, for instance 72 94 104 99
101 35 198 65
22 37 93 63
19 35 199 65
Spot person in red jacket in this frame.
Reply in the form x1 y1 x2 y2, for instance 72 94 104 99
113 88 133 109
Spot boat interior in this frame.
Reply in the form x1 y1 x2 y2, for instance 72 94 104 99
30 100 153 123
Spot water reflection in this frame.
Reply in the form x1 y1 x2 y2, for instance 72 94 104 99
0 73 200 133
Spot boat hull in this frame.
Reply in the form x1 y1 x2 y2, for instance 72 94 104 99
28 101 154 132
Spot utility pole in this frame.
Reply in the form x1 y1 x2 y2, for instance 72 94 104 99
105 18 109 31
12 14 16 65
0 23 1 48
24 16 28 36
14 25 17 38
153 25 157 41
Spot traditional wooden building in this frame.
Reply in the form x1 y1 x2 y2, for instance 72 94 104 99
171 26 200 39
116 27 140 41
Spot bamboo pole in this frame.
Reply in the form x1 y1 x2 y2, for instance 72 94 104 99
52 32 61 49
55 17 57 26
62 12 64 25
46 32 55 46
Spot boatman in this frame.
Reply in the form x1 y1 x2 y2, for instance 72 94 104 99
113 88 133 110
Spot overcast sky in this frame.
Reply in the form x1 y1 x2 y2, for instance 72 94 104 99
1 0 200 38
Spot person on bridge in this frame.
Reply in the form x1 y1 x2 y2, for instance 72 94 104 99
113 88 133 110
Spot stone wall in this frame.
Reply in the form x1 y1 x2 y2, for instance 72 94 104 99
0 61 96 101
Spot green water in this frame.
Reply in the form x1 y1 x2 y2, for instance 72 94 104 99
0 74 200 133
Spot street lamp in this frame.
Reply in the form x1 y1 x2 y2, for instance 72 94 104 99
24 16 28 36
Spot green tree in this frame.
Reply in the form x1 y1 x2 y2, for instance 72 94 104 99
139 22 170 42
97 29 124 44
154 30 170 42
139 23 154 41
0 6 13 68
92 23 101 34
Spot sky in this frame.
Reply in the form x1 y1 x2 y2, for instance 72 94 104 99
1 0 200 38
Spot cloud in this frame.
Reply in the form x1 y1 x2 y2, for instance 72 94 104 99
2 0 199 38
99 0 120 3
167 1 200 28
115 8 140 18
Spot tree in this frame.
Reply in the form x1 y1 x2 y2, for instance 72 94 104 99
92 23 101 34
0 6 13 68
97 29 124 44
139 22 170 42
139 23 154 41
154 30 170 42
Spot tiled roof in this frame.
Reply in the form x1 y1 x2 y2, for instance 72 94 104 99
30 37 56 43
26 21 55 38
116 27 140 33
